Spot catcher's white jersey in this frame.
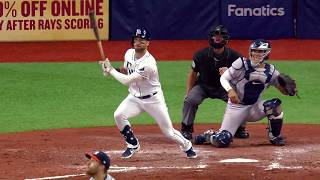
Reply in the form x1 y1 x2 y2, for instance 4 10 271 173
220 58 281 136
228 57 280 104
124 49 161 97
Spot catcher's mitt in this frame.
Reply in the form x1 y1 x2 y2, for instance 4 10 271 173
277 74 298 97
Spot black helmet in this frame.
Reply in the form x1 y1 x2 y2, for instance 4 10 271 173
208 25 230 49
131 27 150 45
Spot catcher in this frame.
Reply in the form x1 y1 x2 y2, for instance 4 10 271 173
194 39 298 147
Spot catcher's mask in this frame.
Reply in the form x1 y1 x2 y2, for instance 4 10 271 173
131 27 150 46
249 39 271 66
208 25 230 49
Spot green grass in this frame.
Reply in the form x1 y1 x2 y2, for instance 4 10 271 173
0 61 319 133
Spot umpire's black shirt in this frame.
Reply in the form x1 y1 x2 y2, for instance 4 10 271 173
192 47 242 88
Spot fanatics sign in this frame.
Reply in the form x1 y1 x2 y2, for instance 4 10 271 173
221 0 294 39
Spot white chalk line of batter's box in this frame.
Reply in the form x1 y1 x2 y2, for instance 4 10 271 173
25 164 208 180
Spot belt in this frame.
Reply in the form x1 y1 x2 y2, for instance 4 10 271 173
137 92 157 99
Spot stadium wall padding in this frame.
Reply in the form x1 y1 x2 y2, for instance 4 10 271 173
296 0 320 39
110 0 320 40
110 0 220 40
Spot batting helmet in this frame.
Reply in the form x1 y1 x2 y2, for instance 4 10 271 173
131 27 150 45
208 25 230 49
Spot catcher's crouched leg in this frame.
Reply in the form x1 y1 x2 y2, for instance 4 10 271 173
263 98 286 146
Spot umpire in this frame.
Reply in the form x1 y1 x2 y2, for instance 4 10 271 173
181 25 249 140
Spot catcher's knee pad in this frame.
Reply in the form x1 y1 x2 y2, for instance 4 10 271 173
263 98 284 138
263 98 283 120
210 130 233 148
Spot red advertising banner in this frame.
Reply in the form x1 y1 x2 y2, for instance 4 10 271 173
0 0 109 41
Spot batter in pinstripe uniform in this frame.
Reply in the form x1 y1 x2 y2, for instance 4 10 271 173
100 27 197 159
195 39 292 147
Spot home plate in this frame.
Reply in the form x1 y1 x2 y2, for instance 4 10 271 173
219 158 259 163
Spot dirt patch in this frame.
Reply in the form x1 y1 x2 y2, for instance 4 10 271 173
1 124 320 180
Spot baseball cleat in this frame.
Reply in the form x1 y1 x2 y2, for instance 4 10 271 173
234 126 250 139
269 135 286 146
182 131 193 140
185 147 197 159
121 145 140 159
181 123 193 140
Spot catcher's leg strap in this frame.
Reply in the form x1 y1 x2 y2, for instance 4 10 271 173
121 125 138 147
263 98 284 137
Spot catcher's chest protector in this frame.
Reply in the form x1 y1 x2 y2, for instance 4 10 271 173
241 59 273 105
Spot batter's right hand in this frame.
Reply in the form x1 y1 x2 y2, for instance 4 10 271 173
99 58 113 73
228 89 240 104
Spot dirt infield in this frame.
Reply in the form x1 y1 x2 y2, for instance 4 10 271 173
1 124 320 180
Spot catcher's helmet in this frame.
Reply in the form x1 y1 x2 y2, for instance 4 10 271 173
249 39 272 65
131 27 150 45
208 25 230 48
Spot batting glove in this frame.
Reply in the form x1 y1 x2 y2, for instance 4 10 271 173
100 58 113 73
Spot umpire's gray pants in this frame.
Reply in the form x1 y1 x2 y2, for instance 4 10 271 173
182 85 228 126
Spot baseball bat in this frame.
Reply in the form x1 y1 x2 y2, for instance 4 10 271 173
89 10 106 60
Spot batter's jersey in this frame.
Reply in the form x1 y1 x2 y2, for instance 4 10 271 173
124 49 161 97
228 57 280 105
192 47 241 88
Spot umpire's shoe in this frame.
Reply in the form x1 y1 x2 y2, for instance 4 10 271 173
181 123 193 140
269 135 286 146
234 126 250 139
182 131 192 140
185 147 197 159
121 144 140 159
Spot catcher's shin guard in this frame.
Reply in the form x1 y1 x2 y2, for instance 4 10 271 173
210 130 233 148
263 98 285 146
194 129 216 145
121 125 138 146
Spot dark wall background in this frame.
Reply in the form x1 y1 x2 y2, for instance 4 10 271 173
109 0 320 40
110 0 220 40
296 0 320 39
